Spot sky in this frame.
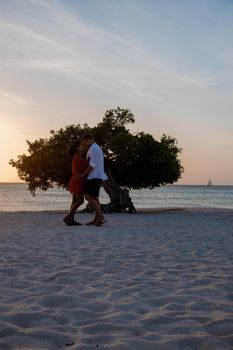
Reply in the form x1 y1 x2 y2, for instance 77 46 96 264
0 0 233 185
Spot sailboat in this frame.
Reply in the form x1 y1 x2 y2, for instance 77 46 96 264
207 179 213 186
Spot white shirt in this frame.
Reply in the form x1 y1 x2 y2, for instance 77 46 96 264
87 143 108 180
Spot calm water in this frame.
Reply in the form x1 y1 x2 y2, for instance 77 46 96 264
0 183 233 211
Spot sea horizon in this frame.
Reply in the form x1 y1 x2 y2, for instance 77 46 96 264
1 181 233 186
0 183 233 211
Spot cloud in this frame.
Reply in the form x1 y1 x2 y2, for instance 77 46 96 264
0 89 40 106
0 0 231 101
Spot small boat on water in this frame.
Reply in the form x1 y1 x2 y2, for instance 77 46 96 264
207 179 213 186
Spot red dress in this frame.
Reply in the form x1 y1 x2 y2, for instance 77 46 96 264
69 154 88 194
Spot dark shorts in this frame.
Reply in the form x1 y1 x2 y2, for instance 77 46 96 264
85 179 102 197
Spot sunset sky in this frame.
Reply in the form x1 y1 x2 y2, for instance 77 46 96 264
0 0 233 185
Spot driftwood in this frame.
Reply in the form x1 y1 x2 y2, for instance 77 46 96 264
81 174 136 214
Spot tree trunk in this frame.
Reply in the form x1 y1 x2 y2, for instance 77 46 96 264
81 174 136 214
101 176 136 213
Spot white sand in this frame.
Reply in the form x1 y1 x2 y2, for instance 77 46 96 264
0 209 233 350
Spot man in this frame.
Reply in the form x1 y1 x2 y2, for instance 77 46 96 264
80 134 107 226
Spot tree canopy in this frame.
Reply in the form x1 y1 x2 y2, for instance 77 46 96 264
10 107 183 194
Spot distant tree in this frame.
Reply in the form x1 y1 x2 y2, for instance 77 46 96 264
10 107 183 212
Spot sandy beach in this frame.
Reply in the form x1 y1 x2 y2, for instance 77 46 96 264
0 209 232 350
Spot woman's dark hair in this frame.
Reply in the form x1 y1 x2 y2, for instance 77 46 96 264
68 140 80 157
81 133 93 141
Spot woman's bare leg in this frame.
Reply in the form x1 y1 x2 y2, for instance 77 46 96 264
64 194 84 225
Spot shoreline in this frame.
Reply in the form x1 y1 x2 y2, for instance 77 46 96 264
0 207 233 215
0 210 232 349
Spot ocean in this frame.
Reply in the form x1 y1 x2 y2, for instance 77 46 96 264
0 183 233 211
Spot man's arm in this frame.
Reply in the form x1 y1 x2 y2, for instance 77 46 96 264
81 146 98 178
80 164 93 178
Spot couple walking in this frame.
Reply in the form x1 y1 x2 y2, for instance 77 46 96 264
63 134 107 227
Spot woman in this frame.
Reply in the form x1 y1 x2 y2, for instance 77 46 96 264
63 140 88 226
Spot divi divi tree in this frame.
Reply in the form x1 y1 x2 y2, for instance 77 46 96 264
10 107 183 212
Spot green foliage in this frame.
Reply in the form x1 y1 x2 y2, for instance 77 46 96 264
10 107 183 193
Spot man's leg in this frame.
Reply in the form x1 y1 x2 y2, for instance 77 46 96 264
85 195 107 226
96 196 106 222
85 179 106 225
85 194 102 223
